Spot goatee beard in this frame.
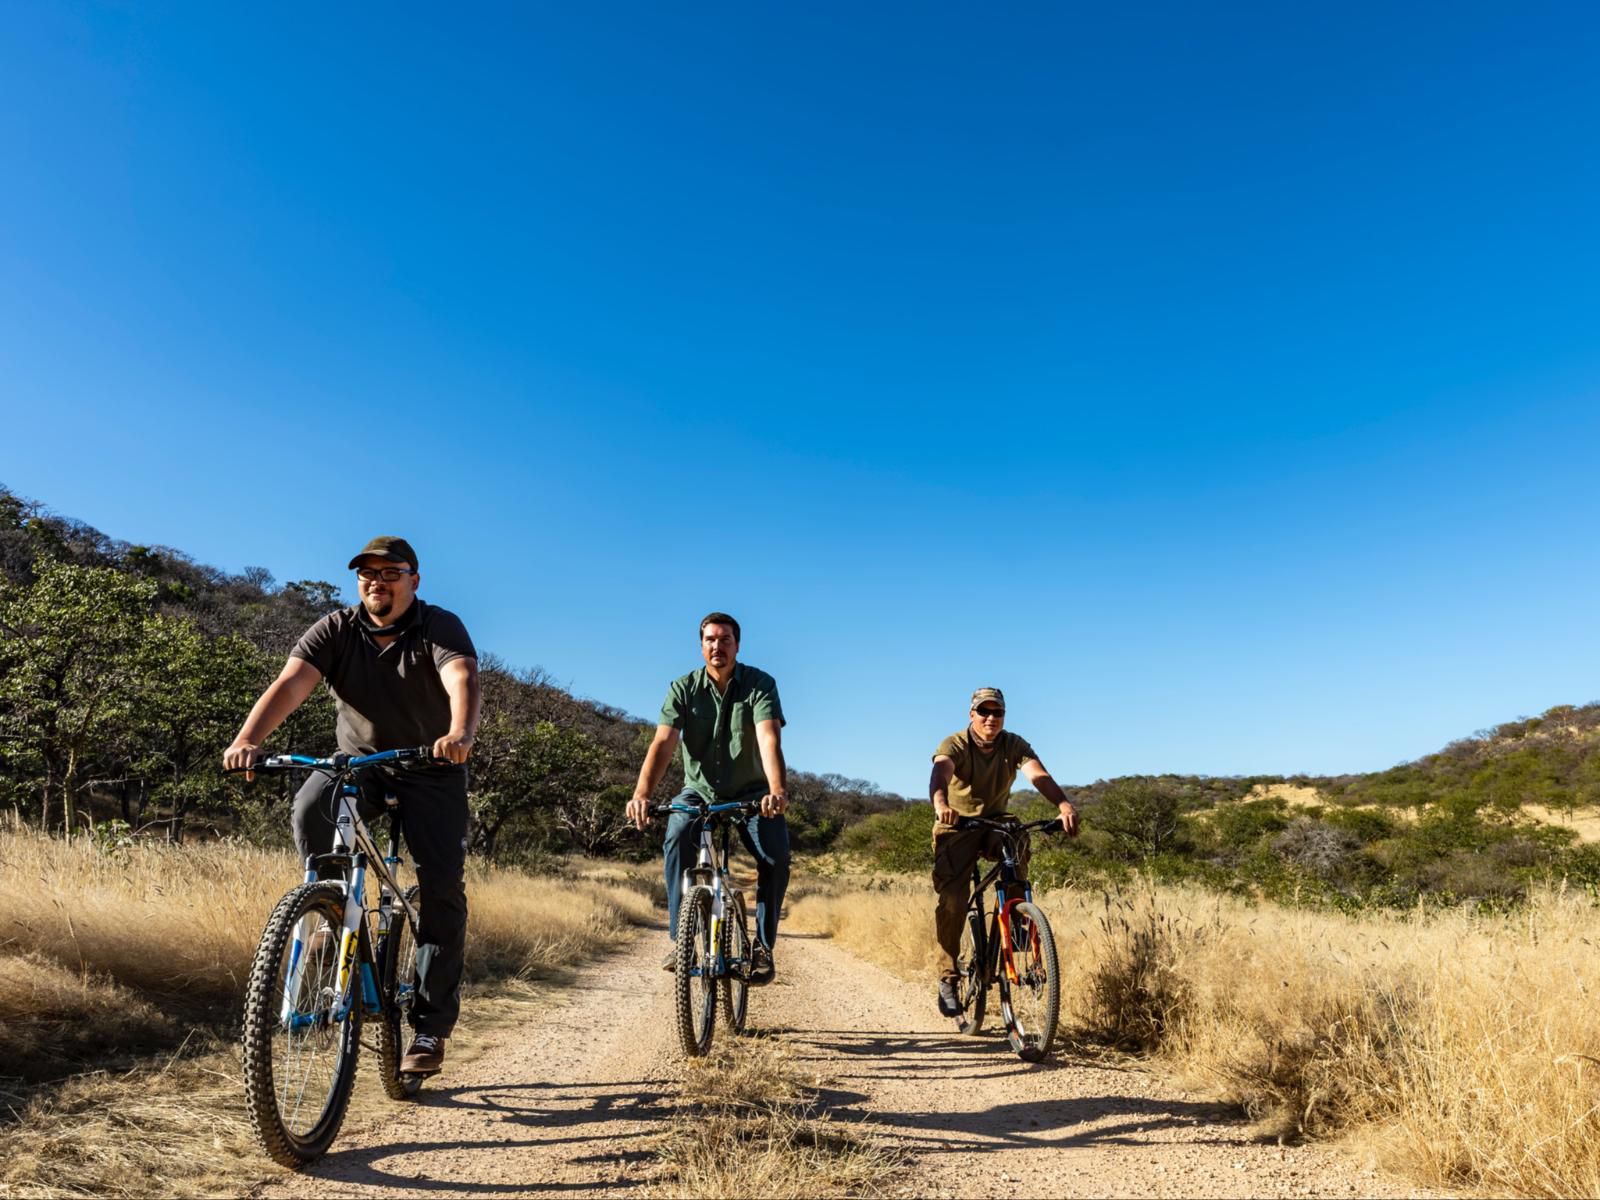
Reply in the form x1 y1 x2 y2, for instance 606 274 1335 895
368 600 393 620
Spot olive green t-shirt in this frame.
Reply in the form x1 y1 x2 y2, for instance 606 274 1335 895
931 728 1038 834
659 663 785 801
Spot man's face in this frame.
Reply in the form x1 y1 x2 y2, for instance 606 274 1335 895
355 556 419 621
701 623 739 671
971 701 1006 738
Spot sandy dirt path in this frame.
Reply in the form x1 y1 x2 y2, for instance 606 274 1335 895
258 925 1439 1199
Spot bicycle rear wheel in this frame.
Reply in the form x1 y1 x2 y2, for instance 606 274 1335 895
719 891 750 1035
999 900 1060 1062
376 886 423 1100
955 905 987 1035
674 886 717 1056
241 880 362 1167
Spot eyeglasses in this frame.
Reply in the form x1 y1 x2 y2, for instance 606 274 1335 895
356 567 415 583
974 706 1005 719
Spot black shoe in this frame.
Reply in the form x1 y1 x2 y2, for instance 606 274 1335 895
662 947 676 973
937 978 960 1017
748 943 775 986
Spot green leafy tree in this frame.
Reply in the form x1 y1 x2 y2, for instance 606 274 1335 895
1097 777 1188 860
0 562 156 833
469 720 607 860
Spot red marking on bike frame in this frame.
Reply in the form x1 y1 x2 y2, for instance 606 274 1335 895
999 899 1026 984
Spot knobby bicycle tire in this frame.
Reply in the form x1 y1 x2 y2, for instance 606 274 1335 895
674 886 717 1056
719 891 750 1035
999 900 1060 1062
241 880 362 1168
376 885 423 1100
955 904 988 1035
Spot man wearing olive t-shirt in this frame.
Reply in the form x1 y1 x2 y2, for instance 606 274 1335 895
930 687 1078 1017
223 536 480 1076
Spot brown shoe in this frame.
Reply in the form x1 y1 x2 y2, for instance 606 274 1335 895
399 1034 445 1075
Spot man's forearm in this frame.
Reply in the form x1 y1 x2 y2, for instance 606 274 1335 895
236 676 313 745
634 742 672 798
759 740 787 795
1033 773 1075 810
446 664 481 738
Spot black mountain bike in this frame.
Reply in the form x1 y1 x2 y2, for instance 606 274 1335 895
229 748 439 1168
948 816 1064 1062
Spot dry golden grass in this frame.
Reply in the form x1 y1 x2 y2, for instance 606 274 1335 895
789 877 1600 1198
0 826 655 1198
652 1037 902 1199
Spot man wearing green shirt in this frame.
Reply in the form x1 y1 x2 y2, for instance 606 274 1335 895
930 687 1078 1016
627 612 790 984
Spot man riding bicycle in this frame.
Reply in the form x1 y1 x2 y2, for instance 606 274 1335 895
222 536 480 1076
931 687 1078 1016
626 612 790 985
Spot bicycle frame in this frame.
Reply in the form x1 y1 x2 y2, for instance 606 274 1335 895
966 820 1047 991
668 796 755 982
265 752 426 1029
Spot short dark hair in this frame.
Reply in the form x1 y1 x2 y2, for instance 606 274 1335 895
699 612 741 643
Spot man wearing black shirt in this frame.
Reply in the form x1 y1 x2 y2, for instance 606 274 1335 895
224 536 479 1076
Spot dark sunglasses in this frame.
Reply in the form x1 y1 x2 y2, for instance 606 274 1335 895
355 566 416 583
974 706 1005 718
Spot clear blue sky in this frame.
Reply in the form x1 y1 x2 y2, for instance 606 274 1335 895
4 3 1599 795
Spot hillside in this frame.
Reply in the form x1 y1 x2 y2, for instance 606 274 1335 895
0 484 901 856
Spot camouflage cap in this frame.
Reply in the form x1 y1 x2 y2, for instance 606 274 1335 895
347 536 419 570
970 687 1005 710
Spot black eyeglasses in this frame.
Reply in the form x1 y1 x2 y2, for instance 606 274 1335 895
355 567 416 583
974 706 1005 719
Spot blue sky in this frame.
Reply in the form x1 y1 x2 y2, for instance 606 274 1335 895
4 3 1599 795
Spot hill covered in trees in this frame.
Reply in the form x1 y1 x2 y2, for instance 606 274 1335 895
0 484 901 857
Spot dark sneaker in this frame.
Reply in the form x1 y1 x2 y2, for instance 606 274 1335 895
661 948 677 972
748 943 775 986
400 1034 445 1075
937 978 961 1017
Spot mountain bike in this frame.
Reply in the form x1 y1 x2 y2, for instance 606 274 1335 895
652 795 758 1057
228 747 440 1168
948 815 1064 1062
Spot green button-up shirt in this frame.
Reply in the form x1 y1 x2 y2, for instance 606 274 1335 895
659 663 785 800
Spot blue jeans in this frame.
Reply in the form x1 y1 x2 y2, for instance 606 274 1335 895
662 788 791 950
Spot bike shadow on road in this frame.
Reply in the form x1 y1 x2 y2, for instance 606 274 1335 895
773 1026 1095 1083
283 1080 675 1194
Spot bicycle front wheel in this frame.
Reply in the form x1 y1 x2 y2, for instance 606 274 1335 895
241 880 362 1167
674 886 717 1056
376 886 423 1100
719 891 750 1035
955 905 987 1035
999 900 1060 1062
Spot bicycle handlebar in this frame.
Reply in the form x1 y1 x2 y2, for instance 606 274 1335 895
955 815 1067 835
224 746 445 775
648 796 763 819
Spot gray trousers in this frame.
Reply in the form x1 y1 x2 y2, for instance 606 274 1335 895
291 766 469 1037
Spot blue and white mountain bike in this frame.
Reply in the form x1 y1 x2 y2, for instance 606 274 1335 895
231 747 439 1168
652 795 758 1057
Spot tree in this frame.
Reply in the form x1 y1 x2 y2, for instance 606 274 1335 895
1096 778 1187 860
0 563 156 832
469 720 607 860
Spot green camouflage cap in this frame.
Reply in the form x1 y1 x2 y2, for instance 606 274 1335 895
970 687 1005 710
347 536 419 570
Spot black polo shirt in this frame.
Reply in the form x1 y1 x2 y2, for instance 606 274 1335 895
290 600 476 757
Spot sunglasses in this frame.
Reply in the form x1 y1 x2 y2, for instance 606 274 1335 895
355 567 416 583
974 706 1005 718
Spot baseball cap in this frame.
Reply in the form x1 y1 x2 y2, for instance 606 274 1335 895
970 687 1005 710
347 536 419 570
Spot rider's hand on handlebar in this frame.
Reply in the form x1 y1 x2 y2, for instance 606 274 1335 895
1059 802 1080 836
431 729 474 765
933 799 959 827
760 791 788 818
626 794 652 831
223 740 264 782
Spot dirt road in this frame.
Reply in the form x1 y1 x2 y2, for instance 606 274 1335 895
259 927 1437 1199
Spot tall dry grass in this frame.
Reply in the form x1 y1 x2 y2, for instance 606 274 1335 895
0 824 655 1198
789 877 1600 1198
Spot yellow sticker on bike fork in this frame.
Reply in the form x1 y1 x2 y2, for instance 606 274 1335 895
336 929 358 996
